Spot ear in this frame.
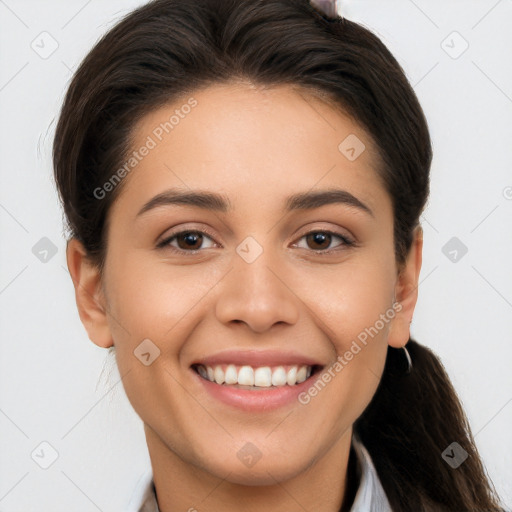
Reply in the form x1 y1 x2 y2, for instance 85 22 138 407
387 225 423 348
66 238 113 348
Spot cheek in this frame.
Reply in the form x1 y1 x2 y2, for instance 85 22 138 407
303 257 396 347
296 256 395 409
103 252 224 349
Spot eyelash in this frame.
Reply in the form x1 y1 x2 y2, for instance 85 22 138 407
156 227 356 256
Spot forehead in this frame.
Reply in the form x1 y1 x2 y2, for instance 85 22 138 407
112 82 390 219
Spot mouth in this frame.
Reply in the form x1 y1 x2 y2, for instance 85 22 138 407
191 363 324 390
189 350 326 410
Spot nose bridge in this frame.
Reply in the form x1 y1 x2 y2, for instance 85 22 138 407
214 235 300 332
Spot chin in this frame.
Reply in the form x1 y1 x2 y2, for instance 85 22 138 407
220 461 309 487
196 447 313 486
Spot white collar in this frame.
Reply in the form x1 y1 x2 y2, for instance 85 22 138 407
349 434 393 511
127 435 392 512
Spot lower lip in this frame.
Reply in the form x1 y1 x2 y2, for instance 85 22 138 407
192 369 319 412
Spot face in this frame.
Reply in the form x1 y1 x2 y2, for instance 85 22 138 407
69 81 420 486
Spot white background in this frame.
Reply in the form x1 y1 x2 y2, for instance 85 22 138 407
0 0 511 510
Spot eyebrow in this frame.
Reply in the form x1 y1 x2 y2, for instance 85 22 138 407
136 188 373 217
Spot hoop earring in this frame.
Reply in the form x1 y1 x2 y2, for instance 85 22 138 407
402 345 412 375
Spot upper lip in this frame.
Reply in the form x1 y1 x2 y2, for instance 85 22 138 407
191 349 325 368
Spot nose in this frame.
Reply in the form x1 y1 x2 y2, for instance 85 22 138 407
215 246 300 333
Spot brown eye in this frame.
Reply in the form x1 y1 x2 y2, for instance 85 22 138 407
175 231 203 250
295 230 355 253
158 230 217 253
305 232 332 250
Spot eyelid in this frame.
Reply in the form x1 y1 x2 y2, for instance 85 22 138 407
157 224 356 255
291 228 355 254
293 224 355 243
156 224 222 250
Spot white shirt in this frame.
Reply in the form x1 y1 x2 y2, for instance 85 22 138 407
127 434 392 512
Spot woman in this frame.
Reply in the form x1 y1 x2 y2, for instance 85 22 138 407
52 0 504 510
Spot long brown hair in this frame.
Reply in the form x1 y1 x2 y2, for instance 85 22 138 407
52 0 504 509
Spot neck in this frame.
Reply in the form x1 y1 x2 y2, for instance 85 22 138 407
145 424 356 512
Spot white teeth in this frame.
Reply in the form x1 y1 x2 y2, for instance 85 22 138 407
214 366 225 384
224 364 238 385
196 363 314 387
271 366 287 386
238 365 255 385
254 367 272 387
296 366 308 383
286 366 297 386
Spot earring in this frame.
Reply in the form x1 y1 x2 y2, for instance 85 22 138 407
310 0 338 18
402 345 412 375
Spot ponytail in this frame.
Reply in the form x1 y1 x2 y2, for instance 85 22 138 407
354 338 503 511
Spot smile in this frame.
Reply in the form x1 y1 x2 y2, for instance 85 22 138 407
190 350 325 410
192 363 320 388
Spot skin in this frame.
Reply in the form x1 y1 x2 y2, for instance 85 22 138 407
67 81 422 512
